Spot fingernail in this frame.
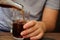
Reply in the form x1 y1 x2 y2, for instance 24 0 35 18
21 32 24 35
23 26 26 29
23 36 27 38
23 25 26 29
30 37 35 40
30 38 33 40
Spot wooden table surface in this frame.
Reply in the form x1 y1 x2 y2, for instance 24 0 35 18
0 32 60 40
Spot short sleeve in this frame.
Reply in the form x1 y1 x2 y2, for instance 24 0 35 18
45 0 60 10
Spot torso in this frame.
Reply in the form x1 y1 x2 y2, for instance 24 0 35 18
0 0 46 28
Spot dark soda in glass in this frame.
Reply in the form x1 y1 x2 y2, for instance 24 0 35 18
12 20 24 38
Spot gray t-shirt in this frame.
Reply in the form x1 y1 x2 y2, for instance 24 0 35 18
0 0 60 31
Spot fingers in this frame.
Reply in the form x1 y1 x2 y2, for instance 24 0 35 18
22 28 41 38
23 20 36 29
22 28 44 40
30 39 38 40
21 24 38 36
30 32 44 40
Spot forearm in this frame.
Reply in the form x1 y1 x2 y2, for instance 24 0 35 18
41 7 59 32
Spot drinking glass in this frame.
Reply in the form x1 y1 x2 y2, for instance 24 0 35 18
11 8 30 40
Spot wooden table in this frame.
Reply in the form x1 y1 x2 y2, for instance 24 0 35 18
0 32 60 40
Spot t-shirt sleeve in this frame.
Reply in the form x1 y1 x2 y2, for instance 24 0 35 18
45 0 60 10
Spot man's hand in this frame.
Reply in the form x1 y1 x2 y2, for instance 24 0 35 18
21 20 46 40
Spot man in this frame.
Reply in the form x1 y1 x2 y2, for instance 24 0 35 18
0 0 60 40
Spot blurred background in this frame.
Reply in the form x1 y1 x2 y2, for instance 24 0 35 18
54 10 60 32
